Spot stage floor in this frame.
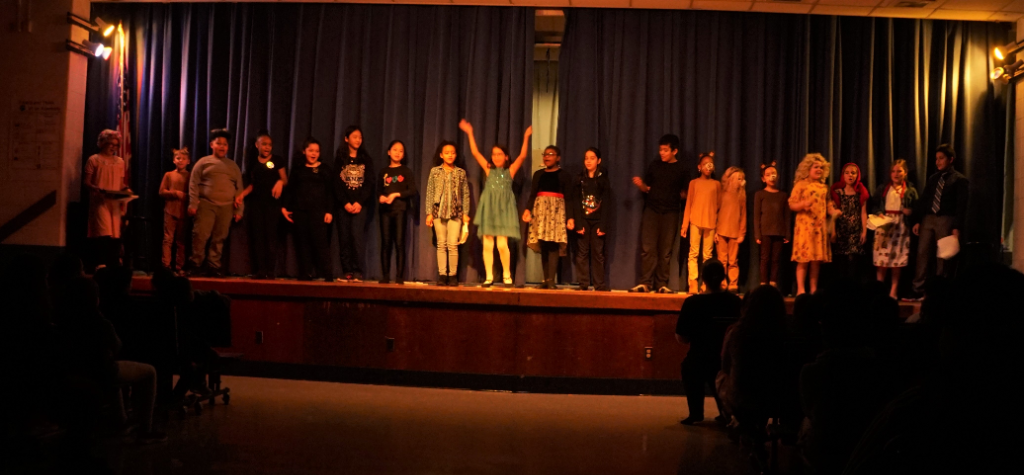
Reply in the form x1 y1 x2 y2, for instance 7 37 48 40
131 276 921 395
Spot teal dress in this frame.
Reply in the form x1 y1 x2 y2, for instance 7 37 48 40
474 167 520 239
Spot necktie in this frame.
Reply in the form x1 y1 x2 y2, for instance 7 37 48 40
931 174 945 214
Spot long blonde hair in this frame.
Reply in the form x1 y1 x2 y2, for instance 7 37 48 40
794 153 830 184
721 166 746 201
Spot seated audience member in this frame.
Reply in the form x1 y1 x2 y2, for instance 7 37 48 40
54 277 166 444
799 283 897 475
843 263 1022 475
717 285 787 438
675 259 741 425
94 265 145 361
778 293 823 435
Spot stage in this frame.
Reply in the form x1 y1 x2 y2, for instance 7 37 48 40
131 277 921 395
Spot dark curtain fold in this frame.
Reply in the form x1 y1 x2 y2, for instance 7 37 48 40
557 9 1009 291
85 3 534 281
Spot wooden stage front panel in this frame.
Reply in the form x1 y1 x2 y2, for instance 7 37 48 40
131 278 920 390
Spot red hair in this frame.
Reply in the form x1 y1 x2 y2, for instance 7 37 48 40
830 162 869 207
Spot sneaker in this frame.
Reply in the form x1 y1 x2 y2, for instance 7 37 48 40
437 275 448 286
378 278 391 284
138 431 168 444
447 276 459 287
657 286 675 294
628 284 649 293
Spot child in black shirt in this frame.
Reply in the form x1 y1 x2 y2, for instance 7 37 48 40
282 138 334 281
236 130 288 279
630 134 690 293
570 147 611 291
378 140 418 284
334 126 373 282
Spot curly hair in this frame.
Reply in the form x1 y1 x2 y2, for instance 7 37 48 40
794 153 830 184
721 166 746 202
97 129 122 149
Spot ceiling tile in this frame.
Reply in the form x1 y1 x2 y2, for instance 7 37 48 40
939 0 1010 10
450 0 509 4
811 5 875 15
817 0 882 6
572 0 633 7
1004 0 1024 12
691 1 753 11
930 9 998 19
513 0 571 5
632 0 694 7
989 11 1024 19
751 3 814 13
871 6 934 16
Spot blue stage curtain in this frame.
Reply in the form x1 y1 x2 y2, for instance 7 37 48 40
556 10 1010 291
84 3 534 281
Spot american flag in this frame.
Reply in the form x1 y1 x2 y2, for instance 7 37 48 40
114 24 132 189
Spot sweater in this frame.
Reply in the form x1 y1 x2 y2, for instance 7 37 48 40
189 155 244 215
378 164 418 215
682 177 722 230
717 188 747 239
753 189 791 241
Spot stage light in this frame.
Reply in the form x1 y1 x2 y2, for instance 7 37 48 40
66 39 110 60
67 12 116 37
95 17 115 37
990 59 1024 83
995 41 1024 61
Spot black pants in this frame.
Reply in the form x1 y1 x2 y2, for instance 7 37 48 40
539 241 561 283
913 214 955 293
640 207 680 288
759 236 785 284
575 224 606 289
247 201 280 277
293 210 332 280
335 209 367 277
681 356 723 420
379 212 407 281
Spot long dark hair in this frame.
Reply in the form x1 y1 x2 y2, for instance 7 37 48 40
433 140 460 167
336 125 366 165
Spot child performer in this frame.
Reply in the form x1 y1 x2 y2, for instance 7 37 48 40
570 147 611 291
829 163 869 281
282 138 334 281
459 119 532 287
524 145 572 289
235 130 288 279
716 166 747 292
85 129 129 270
630 135 689 294
872 159 918 299
753 162 791 287
789 153 840 295
681 152 722 294
378 140 418 284
159 147 191 272
425 141 471 286
334 126 372 282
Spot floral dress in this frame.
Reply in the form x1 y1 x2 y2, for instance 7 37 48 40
791 180 831 263
873 183 914 267
833 194 864 256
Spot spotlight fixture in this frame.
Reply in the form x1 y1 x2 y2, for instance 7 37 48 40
990 59 1024 83
994 40 1024 61
66 12 114 37
66 39 111 60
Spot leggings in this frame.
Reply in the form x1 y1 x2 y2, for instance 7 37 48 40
481 235 511 282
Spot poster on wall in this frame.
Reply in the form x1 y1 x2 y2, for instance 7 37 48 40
10 100 62 171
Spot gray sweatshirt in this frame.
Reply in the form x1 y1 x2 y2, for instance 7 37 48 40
189 155 244 216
